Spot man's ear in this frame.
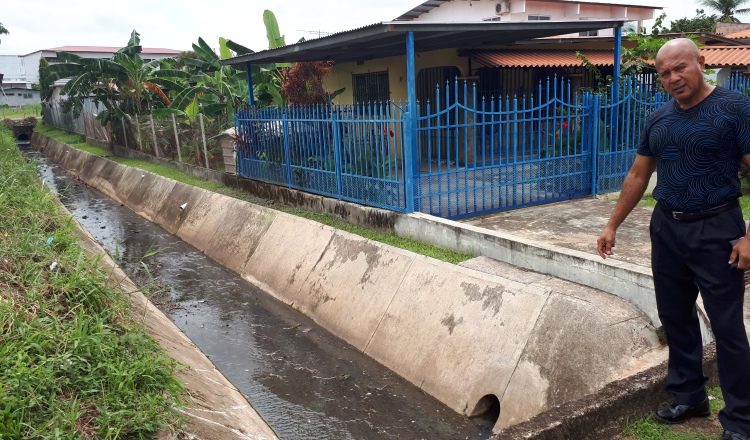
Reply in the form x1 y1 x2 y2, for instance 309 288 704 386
698 55 706 70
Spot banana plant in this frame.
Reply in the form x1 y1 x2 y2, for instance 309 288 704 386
44 30 188 124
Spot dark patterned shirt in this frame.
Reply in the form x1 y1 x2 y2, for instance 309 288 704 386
637 87 750 212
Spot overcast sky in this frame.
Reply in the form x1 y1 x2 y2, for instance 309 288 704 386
0 0 715 56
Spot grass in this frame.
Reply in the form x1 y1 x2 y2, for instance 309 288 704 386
620 387 725 440
0 104 42 119
34 123 474 264
0 125 184 438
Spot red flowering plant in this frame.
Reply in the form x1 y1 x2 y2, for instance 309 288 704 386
544 117 581 158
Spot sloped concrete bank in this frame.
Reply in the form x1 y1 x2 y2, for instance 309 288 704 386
102 137 670 333
33 132 667 434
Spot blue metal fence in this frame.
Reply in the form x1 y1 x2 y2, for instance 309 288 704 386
234 73 750 219
415 77 593 218
594 78 668 194
235 103 407 211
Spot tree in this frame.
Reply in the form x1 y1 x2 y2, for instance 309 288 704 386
0 22 8 44
668 9 719 32
699 0 750 22
38 57 54 102
44 30 186 123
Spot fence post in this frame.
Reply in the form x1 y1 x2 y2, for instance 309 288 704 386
171 114 182 162
149 113 161 158
121 119 128 149
332 112 343 197
199 113 210 169
404 31 417 213
283 113 293 187
135 114 142 151
590 94 601 196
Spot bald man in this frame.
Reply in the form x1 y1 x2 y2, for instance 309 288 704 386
597 38 750 440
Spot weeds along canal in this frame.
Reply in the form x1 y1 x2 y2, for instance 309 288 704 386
29 149 495 440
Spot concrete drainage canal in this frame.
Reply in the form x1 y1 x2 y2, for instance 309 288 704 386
29 148 497 439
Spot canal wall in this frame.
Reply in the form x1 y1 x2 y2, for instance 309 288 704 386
33 132 666 433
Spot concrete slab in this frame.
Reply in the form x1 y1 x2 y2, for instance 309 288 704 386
498 291 660 429
152 182 204 235
463 198 654 269
291 232 415 351
124 172 177 223
78 155 109 187
56 143 76 170
242 214 335 306
202 200 277 274
111 166 151 205
174 190 231 252
364 256 550 417
87 160 130 204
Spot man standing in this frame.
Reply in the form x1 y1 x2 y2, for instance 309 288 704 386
597 38 750 440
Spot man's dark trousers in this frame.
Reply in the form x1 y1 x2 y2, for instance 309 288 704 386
650 203 750 436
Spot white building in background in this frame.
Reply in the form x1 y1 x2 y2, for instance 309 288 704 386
0 45 181 107
0 54 38 107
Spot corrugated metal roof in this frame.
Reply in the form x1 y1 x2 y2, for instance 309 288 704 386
723 28 750 39
701 45 750 67
223 20 624 65
466 49 617 67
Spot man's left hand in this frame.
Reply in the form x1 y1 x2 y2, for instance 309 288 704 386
729 236 750 269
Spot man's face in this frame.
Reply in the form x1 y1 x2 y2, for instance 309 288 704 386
655 47 706 108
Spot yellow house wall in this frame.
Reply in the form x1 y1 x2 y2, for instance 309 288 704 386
324 48 469 105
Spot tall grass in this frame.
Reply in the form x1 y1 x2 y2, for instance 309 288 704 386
0 103 42 119
0 125 184 438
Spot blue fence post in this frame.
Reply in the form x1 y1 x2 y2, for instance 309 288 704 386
245 62 255 105
332 112 343 198
591 94 601 196
404 31 417 213
283 112 293 188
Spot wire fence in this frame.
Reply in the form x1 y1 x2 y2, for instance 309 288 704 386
42 101 232 171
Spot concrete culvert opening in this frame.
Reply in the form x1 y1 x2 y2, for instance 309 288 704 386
17 133 30 142
469 394 501 427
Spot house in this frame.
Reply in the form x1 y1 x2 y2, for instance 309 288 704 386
316 0 662 104
0 77 39 107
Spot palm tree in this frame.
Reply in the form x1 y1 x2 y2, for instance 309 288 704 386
699 0 750 22
0 21 8 44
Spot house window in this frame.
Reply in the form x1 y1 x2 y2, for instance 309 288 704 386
528 15 551 20
352 71 390 103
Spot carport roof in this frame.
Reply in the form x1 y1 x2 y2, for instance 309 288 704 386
221 20 625 66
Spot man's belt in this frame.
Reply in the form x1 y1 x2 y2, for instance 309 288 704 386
661 199 740 222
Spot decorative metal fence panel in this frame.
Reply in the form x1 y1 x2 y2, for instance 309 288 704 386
593 79 668 194
414 77 594 218
727 72 750 95
235 103 407 211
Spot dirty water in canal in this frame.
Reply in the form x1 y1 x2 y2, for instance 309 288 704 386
30 150 495 440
